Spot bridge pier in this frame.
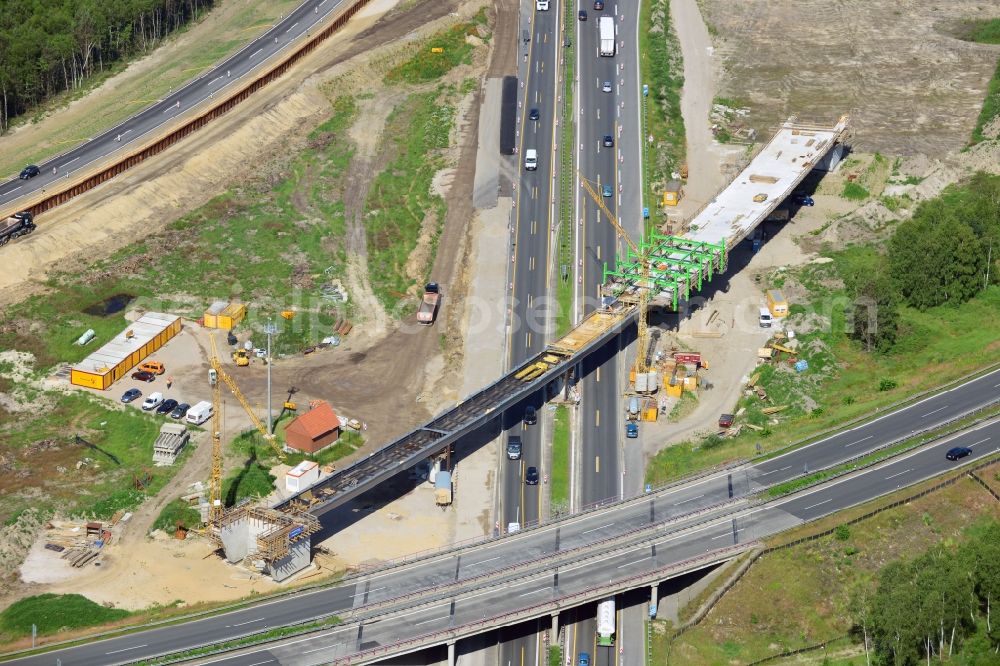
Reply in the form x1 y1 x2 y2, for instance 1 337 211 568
551 612 559 638
447 640 456 666
650 583 658 618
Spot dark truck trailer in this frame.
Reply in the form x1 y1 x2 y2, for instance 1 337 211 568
500 75 518 155
0 212 35 246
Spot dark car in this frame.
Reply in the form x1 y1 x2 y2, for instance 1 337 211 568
524 405 537 425
578 653 591 666
626 422 638 438
528 108 540 121
170 402 191 419
602 184 613 198
578 9 587 20
793 194 815 206
718 413 734 428
120 388 142 403
525 466 540 485
593 0 604 8
131 370 156 382
156 398 179 415
946 446 972 461
19 165 40 180
603 134 614 147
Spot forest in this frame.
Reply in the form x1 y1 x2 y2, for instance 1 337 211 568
856 519 1000 665
0 0 216 132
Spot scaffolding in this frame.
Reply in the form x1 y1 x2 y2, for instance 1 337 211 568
216 501 319 563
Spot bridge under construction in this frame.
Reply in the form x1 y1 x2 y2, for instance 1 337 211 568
217 116 850 580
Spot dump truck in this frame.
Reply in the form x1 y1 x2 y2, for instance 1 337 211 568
599 16 615 56
417 283 440 325
0 212 35 246
435 470 453 505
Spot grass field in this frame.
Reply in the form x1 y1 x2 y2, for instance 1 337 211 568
0 0 302 178
646 280 1000 486
659 462 1000 665
152 499 203 532
384 9 488 84
0 391 182 524
0 594 131 642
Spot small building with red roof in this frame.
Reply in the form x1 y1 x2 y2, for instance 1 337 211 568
284 400 340 454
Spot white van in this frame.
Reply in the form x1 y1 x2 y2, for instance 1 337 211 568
536 0 549 9
141 392 163 411
759 307 773 328
186 401 214 425
524 148 538 171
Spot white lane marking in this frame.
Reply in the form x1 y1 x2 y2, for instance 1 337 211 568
802 498 832 511
756 468 778 476
351 586 385 598
5 186 21 193
885 468 912 480
230 617 265 627
845 435 873 447
303 643 342 654
247 661 275 666
922 405 948 418
61 157 79 167
778 466 792 472
969 437 990 447
675 494 704 505
582 523 615 535
467 555 502 567
712 529 742 540
286 21 299 32
616 558 647 568
208 76 222 86
415 615 451 626
518 587 549 597
106 645 148 654
250 48 263 58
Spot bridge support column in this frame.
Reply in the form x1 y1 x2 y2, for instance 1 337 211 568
551 612 559 639
448 640 456 666
650 583 659 619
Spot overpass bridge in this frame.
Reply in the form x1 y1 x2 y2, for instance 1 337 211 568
217 116 850 579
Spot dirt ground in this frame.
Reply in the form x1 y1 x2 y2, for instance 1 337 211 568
698 0 1000 155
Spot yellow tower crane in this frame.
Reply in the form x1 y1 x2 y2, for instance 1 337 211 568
579 173 652 376
207 334 286 521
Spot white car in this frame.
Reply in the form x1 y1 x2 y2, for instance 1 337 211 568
536 0 549 9
141 392 164 411
602 81 612 93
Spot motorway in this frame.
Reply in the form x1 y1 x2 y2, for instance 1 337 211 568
9 366 998 666
500 0 565 663
0 0 350 209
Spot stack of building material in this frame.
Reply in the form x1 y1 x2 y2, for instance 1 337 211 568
153 423 190 465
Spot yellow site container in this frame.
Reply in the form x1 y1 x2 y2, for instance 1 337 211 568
662 180 683 207
642 407 658 422
70 313 181 390
683 374 698 390
766 289 789 318
204 301 247 330
665 381 683 398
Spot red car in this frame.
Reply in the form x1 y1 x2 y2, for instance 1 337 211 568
718 413 734 428
131 370 156 382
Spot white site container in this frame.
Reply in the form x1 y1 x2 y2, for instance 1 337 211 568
285 460 320 493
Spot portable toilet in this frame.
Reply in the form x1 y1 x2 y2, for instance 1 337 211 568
766 289 789 318
662 180 683 207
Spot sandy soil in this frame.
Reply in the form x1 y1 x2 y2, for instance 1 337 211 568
698 0 1000 155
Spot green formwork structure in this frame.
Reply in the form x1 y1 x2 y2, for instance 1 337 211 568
602 234 727 310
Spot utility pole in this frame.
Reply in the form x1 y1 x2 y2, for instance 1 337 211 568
264 321 278 435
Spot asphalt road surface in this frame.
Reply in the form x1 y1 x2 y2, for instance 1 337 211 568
0 0 350 209
11 364 998 665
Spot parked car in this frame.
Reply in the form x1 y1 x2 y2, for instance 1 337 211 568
170 403 191 419
19 165 40 179
507 436 523 460
156 398 179 415
626 422 639 438
602 80 612 93
524 405 537 425
120 388 142 403
138 360 165 375
602 184 613 198
946 446 972 461
578 9 587 20
525 466 540 485
528 107 540 121
578 653 591 666
141 392 164 411
131 370 156 382
793 194 815 206
718 413 735 428
603 134 614 147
